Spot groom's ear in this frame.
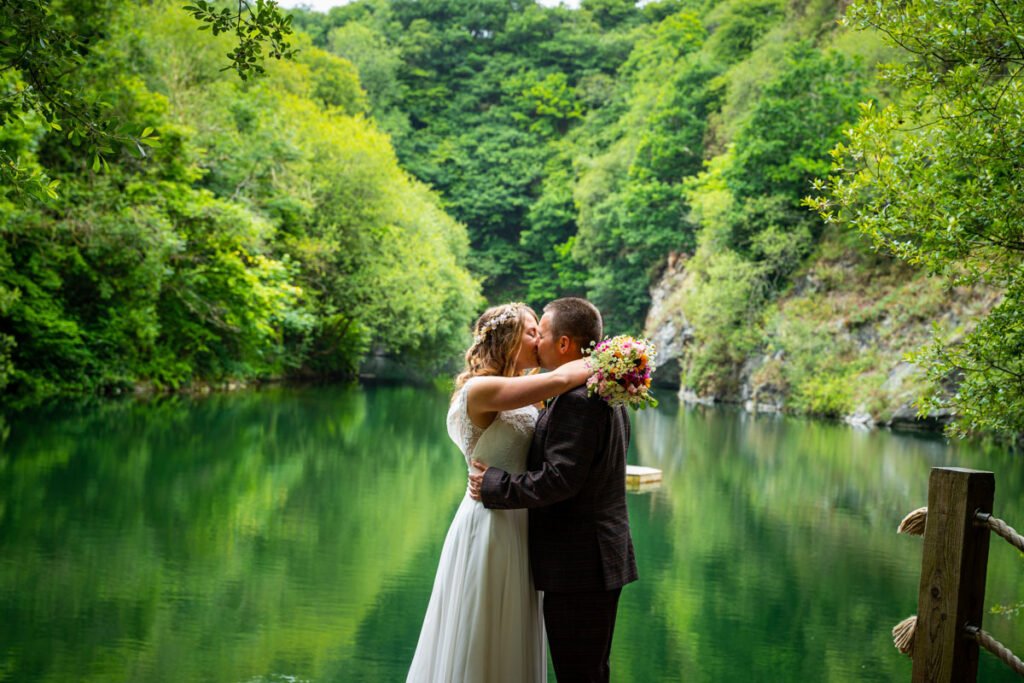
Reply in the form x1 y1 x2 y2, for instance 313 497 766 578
557 335 573 354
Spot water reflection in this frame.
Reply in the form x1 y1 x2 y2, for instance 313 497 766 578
0 386 1020 682
624 395 1024 682
0 386 465 683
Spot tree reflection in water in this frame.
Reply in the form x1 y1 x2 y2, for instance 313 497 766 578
0 387 1021 682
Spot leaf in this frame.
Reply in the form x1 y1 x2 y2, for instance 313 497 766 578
92 155 100 172
141 127 154 138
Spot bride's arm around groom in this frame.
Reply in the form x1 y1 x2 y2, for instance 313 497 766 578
476 386 621 509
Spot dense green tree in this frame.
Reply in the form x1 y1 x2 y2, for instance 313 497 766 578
808 0 1024 439
674 37 869 396
6 0 1002 441
581 0 641 30
729 44 863 203
702 0 785 65
325 20 408 136
570 10 712 331
295 0 881 344
300 0 645 306
0 0 479 403
0 0 296 198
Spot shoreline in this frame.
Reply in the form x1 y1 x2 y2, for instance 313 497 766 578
2 375 1007 446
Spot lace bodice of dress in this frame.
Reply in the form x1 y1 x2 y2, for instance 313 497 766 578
447 379 538 474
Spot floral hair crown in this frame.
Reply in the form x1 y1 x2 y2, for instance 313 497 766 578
473 304 524 344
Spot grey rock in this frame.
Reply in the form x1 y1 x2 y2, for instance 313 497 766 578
679 387 715 405
745 399 784 414
886 402 954 431
844 409 875 428
881 361 918 393
643 253 694 389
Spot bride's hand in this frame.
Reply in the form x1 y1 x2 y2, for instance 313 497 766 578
557 358 592 387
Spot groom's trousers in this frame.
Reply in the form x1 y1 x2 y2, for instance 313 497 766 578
543 588 622 683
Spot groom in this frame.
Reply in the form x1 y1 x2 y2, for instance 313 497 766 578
468 297 638 683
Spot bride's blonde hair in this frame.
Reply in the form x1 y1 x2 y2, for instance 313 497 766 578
454 302 537 392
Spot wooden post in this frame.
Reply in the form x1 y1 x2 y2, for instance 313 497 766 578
912 467 995 682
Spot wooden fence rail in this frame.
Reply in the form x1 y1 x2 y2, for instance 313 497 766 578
894 467 1024 681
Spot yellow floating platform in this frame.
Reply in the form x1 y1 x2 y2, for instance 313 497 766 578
626 465 662 492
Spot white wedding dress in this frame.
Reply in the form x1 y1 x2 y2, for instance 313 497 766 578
407 379 547 683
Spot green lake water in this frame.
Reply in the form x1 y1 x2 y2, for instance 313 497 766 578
1 384 1022 682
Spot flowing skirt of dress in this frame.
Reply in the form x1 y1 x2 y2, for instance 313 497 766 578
406 493 546 683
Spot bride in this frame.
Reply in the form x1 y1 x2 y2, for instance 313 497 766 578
407 302 590 683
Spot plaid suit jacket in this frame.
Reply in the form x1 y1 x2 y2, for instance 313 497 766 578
481 384 639 593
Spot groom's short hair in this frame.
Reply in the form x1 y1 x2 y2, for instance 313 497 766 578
544 298 603 351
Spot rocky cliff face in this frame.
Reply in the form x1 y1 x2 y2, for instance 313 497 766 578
642 237 997 432
642 252 693 389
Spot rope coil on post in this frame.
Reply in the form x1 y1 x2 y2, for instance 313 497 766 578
975 512 1024 554
892 615 917 657
964 625 1024 677
897 507 928 536
893 507 926 657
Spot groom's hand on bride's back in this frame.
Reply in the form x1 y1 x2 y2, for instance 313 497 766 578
468 460 489 501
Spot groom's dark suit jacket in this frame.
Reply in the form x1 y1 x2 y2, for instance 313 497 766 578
480 384 638 593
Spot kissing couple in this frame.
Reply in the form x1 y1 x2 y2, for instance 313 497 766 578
407 297 638 683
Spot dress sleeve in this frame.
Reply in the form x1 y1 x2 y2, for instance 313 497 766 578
445 381 472 456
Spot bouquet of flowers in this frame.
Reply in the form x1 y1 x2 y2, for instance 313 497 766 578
584 335 658 410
